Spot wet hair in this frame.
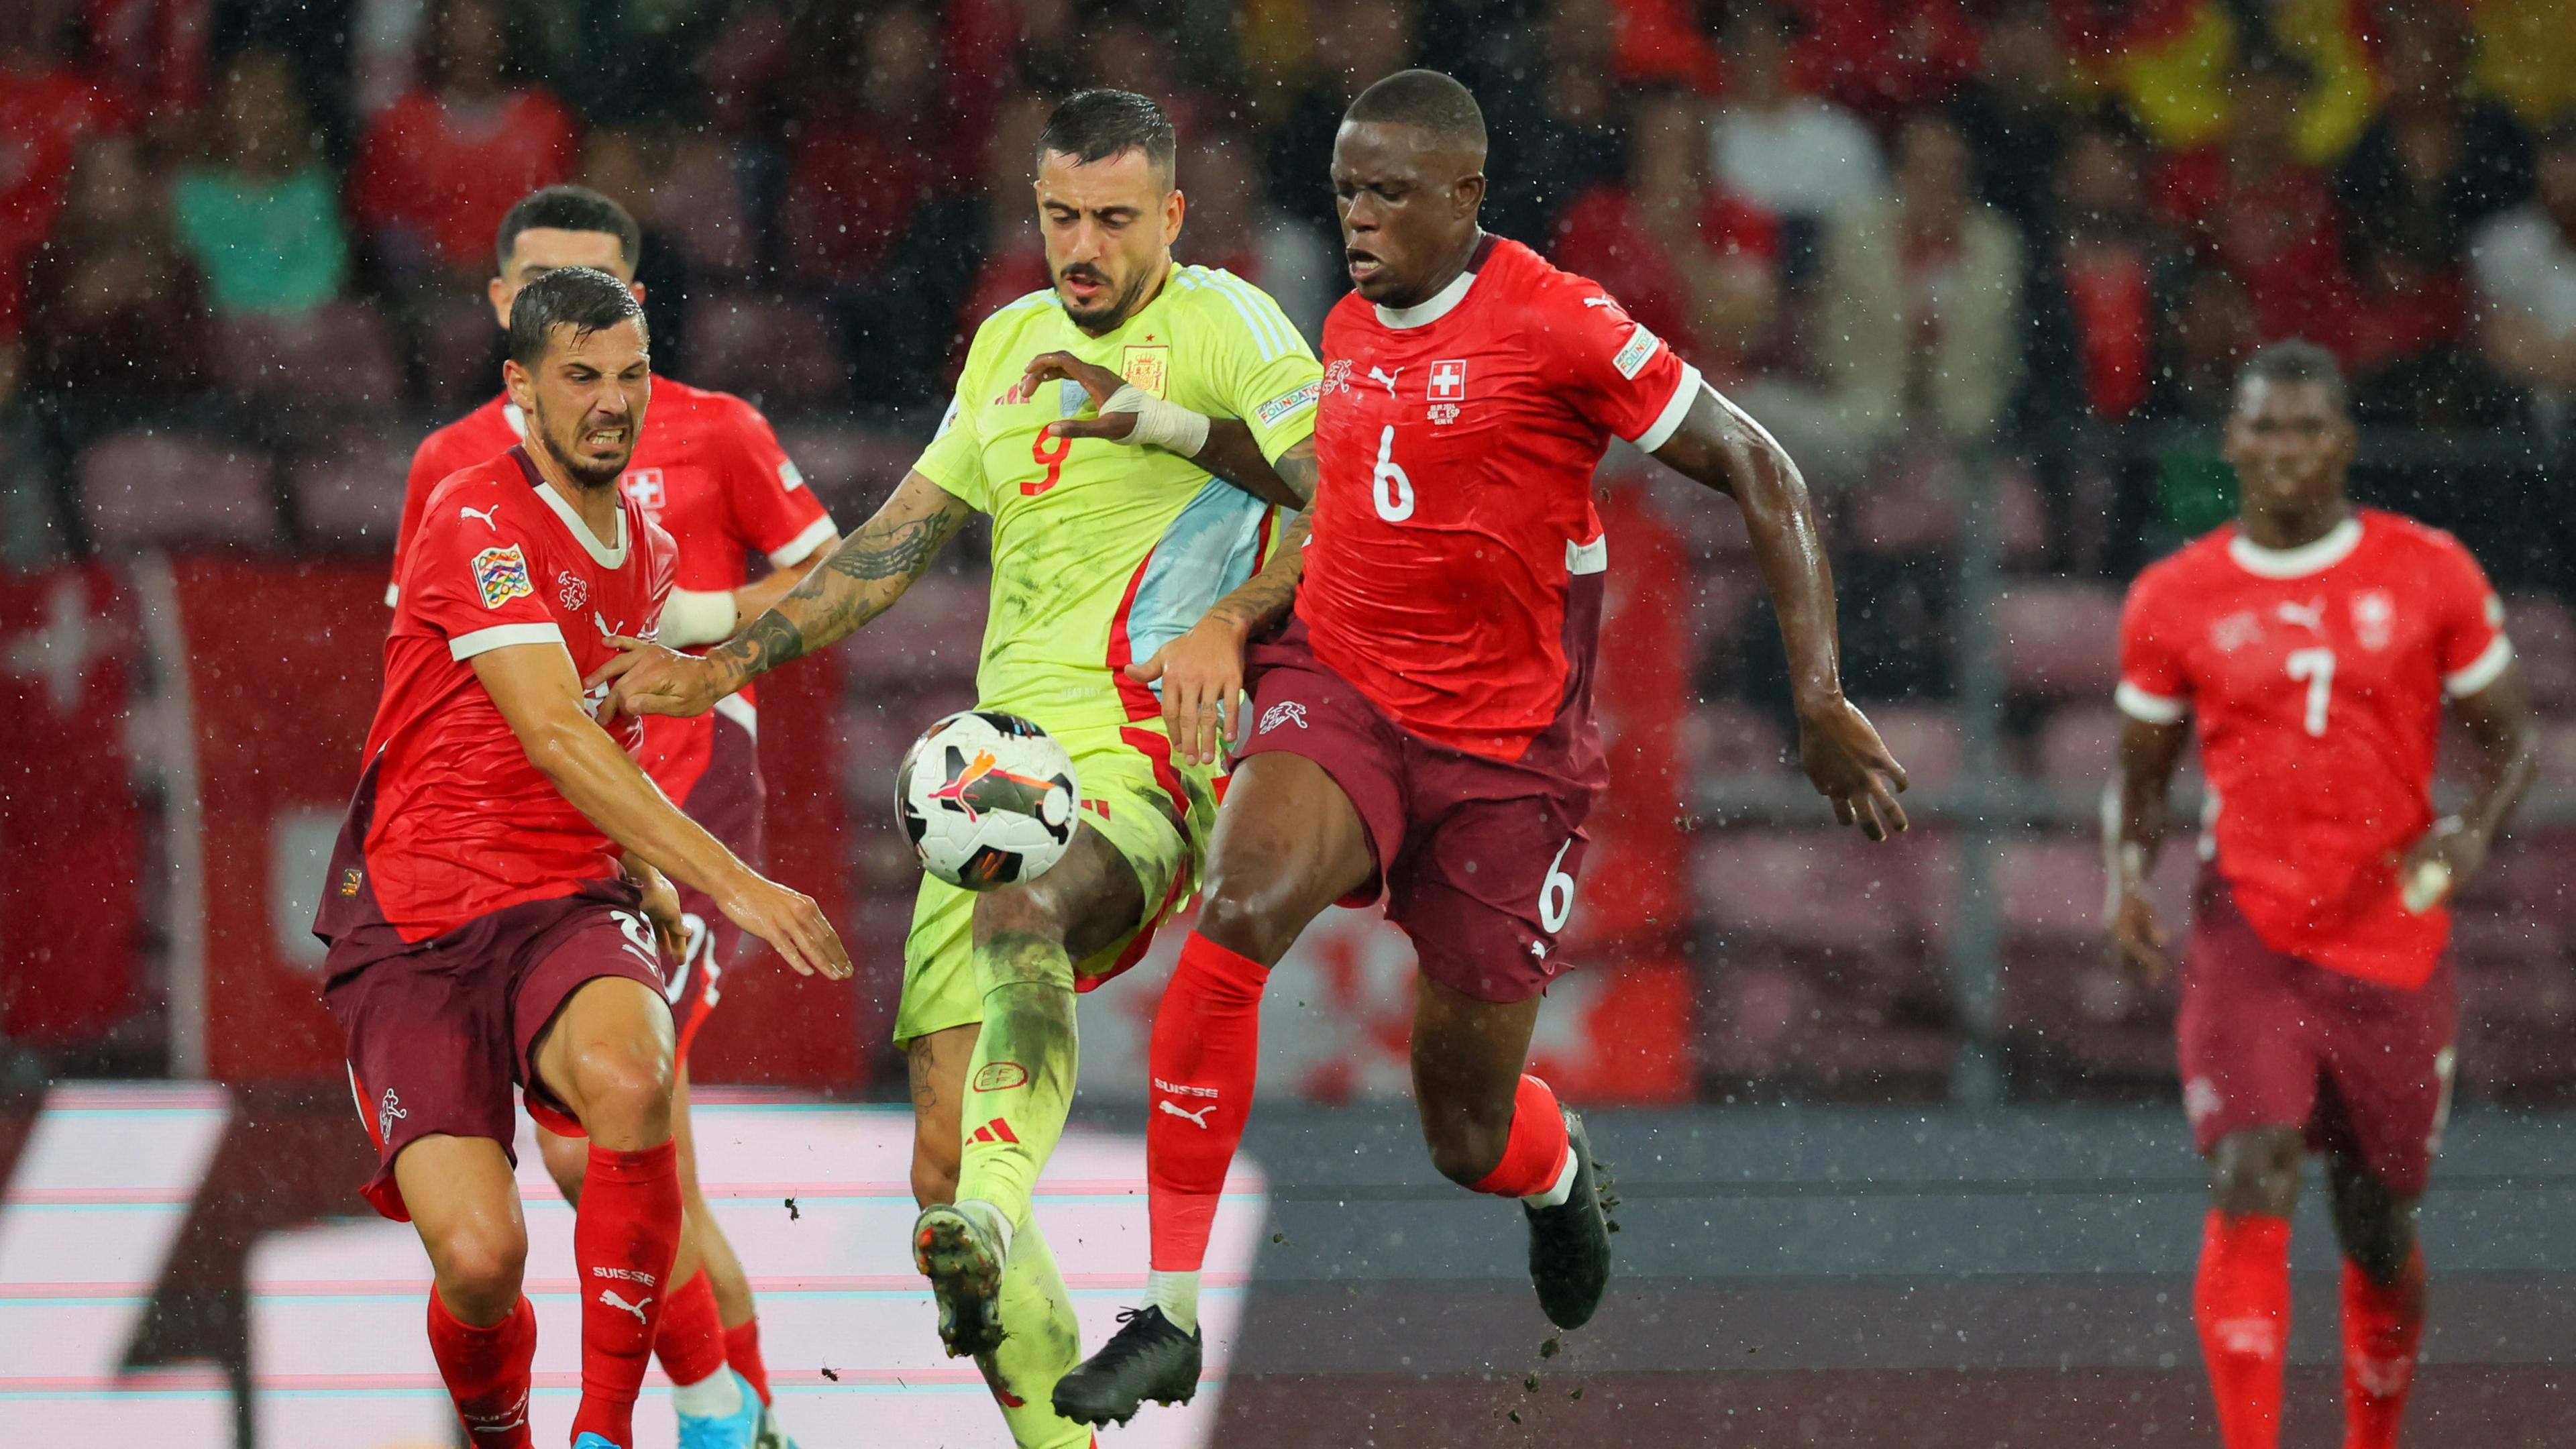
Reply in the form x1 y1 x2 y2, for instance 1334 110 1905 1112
1038 89 1177 187
506 265 647 366
2237 339 2349 415
494 185 640 274
1344 68 1487 157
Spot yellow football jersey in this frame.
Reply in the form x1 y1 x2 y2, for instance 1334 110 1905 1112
913 264 1321 755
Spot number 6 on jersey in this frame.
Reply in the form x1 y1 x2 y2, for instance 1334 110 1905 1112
1372 424 1413 521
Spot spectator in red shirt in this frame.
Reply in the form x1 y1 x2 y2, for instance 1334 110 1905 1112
349 0 577 278
0 7 129 347
1787 0 1981 125
1550 87 1782 388
2152 50 2353 350
2021 119 2187 429
19 133 207 433
781 3 951 288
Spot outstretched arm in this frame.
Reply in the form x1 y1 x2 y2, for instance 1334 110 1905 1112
1650 382 1910 839
2106 714 2192 982
472 641 849 978
602 472 973 717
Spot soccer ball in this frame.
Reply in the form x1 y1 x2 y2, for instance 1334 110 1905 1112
896 710 1080 890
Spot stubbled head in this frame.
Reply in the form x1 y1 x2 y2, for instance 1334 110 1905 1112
1033 89 1181 333
1332 68 1486 307
2224 340 2355 525
490 184 640 330
502 266 651 490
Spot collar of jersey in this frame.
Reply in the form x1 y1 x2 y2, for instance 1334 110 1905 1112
2227 514 2362 579
1373 265 1479 329
527 464 629 567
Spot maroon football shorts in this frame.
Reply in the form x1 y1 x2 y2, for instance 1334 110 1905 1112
323 877 674 1221
2177 873 2457 1197
659 710 764 1067
1234 621 1600 1003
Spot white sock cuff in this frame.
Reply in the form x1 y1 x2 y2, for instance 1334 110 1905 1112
668 1364 743 1417
1522 1148 1579 1209
1145 1268 1201 1333
959 1197 1015 1263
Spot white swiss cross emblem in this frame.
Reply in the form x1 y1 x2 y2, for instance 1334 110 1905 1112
1429 360 1467 401
620 468 666 515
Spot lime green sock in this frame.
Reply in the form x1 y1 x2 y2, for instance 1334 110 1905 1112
977 1215 1089 1448
955 931 1077 1228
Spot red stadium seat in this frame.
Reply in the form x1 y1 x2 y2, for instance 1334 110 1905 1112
1994 580 2123 696
684 291 845 410
1679 699 1790 780
1859 701 1961 792
2033 702 2121 786
78 432 281 551
2506 594 2576 710
284 427 413 549
1695 830 1913 954
1998 838 2105 938
213 300 407 411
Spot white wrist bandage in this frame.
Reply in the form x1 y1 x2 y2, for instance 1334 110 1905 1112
1104 382 1211 458
657 587 738 648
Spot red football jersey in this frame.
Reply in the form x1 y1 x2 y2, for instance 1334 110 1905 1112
2118 509 2512 987
388 379 835 801
1299 235 1701 761
337 447 677 942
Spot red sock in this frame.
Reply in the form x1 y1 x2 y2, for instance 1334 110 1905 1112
724 1317 773 1407
2343 1248 2426 1449
2195 1210 2292 1449
1145 932 1270 1273
426 1291 536 1449
1468 1075 1572 1199
653 1270 728 1389
571 1140 683 1446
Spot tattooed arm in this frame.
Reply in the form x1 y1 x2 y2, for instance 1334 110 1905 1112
1125 439 1317 765
599 472 974 718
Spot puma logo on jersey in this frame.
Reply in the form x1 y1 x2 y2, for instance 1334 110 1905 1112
2275 599 2326 633
1367 366 1405 396
459 504 500 531
598 1288 653 1324
1158 1099 1216 1129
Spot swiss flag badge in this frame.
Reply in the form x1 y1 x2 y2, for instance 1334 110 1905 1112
1429 359 1468 401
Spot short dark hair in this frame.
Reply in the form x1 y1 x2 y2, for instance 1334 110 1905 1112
1038 89 1177 186
2237 339 2349 414
506 265 647 366
494 185 640 274
1344 69 1487 156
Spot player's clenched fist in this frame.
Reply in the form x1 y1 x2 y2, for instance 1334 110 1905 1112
590 635 734 720
1794 696 1911 842
1019 352 1138 441
1128 614 1250 766
715 870 851 979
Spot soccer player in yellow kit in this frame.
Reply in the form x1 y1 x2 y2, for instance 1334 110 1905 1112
597 89 1319 1447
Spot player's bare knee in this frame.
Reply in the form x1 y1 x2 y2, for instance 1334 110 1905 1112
2208 1128 2303 1216
1422 1116 1513 1187
1195 877 1302 966
568 1040 675 1148
2330 1170 2416 1282
430 1219 527 1322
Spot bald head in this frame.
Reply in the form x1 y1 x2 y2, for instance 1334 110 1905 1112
1345 68 1487 161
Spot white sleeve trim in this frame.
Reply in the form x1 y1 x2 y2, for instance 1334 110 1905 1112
449 621 566 661
2444 635 2514 698
1625 362 1704 453
384 581 400 607
2115 681 2188 724
712 692 758 738
766 514 839 568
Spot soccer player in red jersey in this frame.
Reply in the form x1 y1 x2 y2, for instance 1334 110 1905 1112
389 187 840 1447
1052 70 1909 1424
2107 342 2538 1449
315 266 849 1449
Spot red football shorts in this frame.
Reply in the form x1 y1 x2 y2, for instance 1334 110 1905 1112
324 878 674 1220
2177 874 2457 1197
1233 619 1598 1003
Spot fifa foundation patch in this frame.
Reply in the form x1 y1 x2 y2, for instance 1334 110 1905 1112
1258 380 1321 426
1122 345 1171 398
1613 324 1660 380
471 544 534 610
